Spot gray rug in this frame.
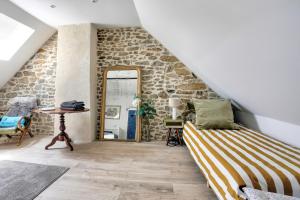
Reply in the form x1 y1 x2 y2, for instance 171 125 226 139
0 160 69 200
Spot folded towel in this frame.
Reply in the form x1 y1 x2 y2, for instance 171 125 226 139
60 100 85 111
61 102 85 107
60 104 85 109
61 100 84 107
60 107 85 111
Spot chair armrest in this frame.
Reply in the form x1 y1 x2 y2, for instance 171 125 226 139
17 116 25 130
0 109 7 120
17 116 31 130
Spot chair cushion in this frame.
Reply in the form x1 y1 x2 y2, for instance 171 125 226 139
0 116 24 128
0 127 17 135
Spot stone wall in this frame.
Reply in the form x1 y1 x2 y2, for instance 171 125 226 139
97 27 219 140
0 27 219 141
0 33 57 136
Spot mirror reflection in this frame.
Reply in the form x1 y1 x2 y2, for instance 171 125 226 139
104 70 138 140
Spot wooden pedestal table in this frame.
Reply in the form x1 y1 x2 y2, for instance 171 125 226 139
33 108 89 151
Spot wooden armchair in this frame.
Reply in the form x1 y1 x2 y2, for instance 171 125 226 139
0 97 37 146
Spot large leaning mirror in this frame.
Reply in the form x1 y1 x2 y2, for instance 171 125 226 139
100 66 141 142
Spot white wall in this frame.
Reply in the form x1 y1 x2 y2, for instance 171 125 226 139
134 0 300 146
55 24 97 143
90 23 98 143
0 0 55 87
237 111 300 147
105 79 137 139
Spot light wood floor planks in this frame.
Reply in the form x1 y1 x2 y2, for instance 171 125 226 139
0 136 217 200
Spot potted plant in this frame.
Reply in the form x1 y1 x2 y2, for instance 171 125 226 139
134 97 157 141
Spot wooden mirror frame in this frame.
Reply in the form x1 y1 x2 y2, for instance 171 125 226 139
100 66 142 142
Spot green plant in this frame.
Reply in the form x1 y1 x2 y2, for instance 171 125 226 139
137 100 157 121
136 99 157 142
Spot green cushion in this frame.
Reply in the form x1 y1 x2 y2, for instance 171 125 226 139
193 99 239 130
0 127 17 135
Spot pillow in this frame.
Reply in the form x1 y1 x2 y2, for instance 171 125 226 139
7 96 37 109
193 99 239 129
6 105 31 117
0 116 25 128
6 96 37 117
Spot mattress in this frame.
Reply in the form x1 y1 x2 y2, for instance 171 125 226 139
183 121 300 200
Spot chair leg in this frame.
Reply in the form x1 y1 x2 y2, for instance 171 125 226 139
17 131 26 146
28 130 34 138
6 134 12 139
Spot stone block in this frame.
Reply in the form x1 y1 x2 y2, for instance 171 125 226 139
174 68 191 76
158 91 169 99
177 83 207 90
160 56 178 62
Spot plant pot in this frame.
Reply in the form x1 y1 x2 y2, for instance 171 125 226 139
143 119 151 142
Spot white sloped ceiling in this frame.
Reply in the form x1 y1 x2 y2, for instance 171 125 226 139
0 1 55 87
10 0 141 27
134 0 300 127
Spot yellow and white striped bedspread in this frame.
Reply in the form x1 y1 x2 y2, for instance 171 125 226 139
183 121 300 200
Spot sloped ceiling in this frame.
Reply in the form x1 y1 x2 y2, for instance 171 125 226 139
10 0 141 27
0 1 55 87
5 0 300 128
1 0 140 88
134 0 300 126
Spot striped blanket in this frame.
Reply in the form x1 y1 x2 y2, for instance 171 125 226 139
183 121 300 200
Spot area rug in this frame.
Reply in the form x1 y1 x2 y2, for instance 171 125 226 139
0 160 69 200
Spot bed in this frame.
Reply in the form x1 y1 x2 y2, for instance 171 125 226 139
183 121 300 200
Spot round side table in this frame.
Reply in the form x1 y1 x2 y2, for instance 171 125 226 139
33 108 89 151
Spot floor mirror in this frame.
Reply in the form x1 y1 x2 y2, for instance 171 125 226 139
100 66 141 142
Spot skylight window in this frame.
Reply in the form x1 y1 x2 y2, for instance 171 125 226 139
0 13 34 61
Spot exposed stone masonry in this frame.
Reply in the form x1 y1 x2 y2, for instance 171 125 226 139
0 34 57 136
97 27 219 140
0 27 219 142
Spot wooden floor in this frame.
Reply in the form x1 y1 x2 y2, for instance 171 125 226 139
0 136 217 200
